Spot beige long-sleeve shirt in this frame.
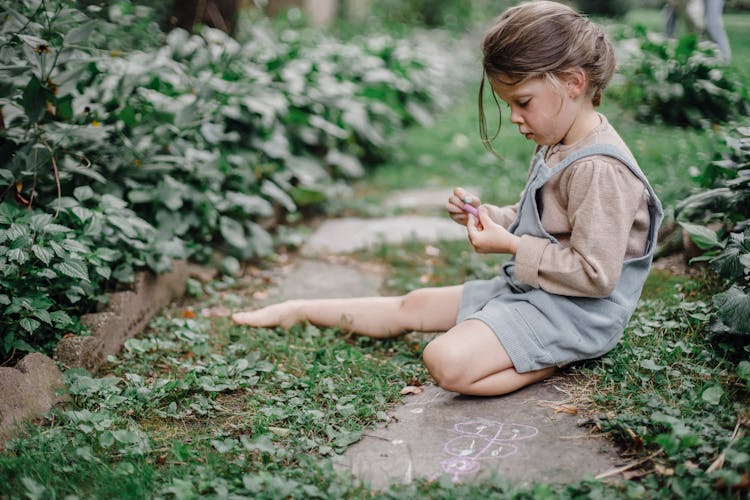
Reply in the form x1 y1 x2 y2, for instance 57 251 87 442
488 115 651 298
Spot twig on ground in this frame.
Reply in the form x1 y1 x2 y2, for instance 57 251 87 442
595 449 663 480
707 418 744 474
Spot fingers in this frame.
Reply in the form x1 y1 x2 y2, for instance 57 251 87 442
448 187 481 226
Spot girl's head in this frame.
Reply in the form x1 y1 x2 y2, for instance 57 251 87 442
480 1 616 147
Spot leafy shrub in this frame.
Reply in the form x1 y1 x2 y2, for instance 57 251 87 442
0 0 459 361
677 123 750 335
612 28 748 127
0 192 184 357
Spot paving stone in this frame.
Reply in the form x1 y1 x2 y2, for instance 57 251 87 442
302 216 467 255
385 187 482 211
335 384 621 490
264 259 384 302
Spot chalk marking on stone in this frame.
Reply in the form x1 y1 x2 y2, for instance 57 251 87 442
440 418 539 482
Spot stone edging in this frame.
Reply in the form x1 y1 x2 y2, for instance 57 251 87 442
0 260 190 443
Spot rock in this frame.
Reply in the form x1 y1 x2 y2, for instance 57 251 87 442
0 353 67 441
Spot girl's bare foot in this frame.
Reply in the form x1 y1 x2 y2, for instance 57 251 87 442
231 301 301 329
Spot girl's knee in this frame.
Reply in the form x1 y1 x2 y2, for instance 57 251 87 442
422 339 470 392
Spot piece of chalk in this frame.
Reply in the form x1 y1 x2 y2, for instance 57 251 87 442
463 203 478 216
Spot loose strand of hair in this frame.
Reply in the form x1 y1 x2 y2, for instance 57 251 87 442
478 73 503 160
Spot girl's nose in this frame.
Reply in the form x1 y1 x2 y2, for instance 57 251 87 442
509 109 523 124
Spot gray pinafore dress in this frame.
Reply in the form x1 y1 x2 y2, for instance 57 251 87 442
457 144 664 373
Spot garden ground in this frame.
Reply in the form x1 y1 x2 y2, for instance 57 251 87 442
1 7 749 499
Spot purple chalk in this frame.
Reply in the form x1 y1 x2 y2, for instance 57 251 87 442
463 203 478 216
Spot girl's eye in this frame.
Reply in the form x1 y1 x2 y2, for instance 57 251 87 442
518 100 530 108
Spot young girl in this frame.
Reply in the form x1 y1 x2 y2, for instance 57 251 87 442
233 1 663 397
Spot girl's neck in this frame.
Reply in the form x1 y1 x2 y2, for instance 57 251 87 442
560 107 601 146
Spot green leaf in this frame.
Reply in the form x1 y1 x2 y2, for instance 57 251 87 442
20 477 46 499
640 358 665 371
31 245 53 265
74 186 95 202
29 213 53 232
218 256 240 277
8 248 28 264
713 286 750 334
36 268 57 279
54 260 89 281
21 75 46 123
61 238 89 255
71 206 94 223
701 385 724 405
64 20 95 45
111 430 140 444
737 361 750 386
219 216 248 250
19 317 41 333
678 222 722 250
99 430 115 448
43 224 73 234
94 266 112 280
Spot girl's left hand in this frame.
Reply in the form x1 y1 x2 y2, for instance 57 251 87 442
466 206 520 255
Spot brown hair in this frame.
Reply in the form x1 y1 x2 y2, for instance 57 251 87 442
479 1 616 150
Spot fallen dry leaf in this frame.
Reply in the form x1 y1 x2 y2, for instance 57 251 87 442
400 385 423 396
182 309 196 319
654 464 674 476
553 404 578 415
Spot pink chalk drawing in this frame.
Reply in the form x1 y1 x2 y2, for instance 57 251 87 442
440 418 539 482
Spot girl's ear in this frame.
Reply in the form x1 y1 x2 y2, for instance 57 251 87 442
563 67 587 98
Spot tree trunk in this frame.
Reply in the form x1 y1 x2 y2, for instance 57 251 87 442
266 0 300 17
167 0 241 34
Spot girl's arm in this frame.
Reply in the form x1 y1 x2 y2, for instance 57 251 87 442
513 159 648 298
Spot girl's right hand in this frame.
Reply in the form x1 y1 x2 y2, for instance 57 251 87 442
447 187 480 226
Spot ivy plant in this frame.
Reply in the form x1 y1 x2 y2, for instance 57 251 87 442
677 123 750 335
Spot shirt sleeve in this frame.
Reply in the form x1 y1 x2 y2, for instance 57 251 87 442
514 159 646 298
487 203 519 229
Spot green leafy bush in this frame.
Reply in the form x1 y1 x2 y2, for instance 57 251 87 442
677 123 750 335
0 192 184 357
0 0 458 361
612 28 748 127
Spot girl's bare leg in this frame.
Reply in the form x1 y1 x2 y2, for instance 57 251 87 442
232 285 464 339
423 319 556 396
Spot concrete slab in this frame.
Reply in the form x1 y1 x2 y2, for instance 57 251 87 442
385 187 482 211
302 216 467 256
336 384 621 490
270 259 384 301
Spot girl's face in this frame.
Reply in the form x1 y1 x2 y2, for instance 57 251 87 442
489 75 582 146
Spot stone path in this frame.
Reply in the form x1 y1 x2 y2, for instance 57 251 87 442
247 187 624 489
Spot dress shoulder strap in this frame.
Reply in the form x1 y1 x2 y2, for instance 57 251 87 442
551 143 639 173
